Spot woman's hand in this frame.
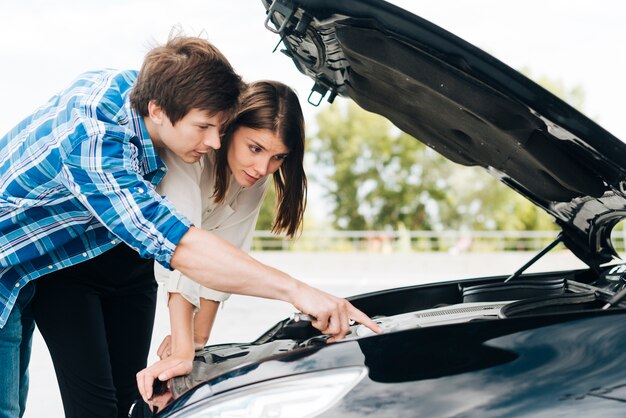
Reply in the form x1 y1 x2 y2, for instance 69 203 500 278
136 355 193 404
193 334 209 351
156 335 173 360
291 282 383 342
158 331 206 357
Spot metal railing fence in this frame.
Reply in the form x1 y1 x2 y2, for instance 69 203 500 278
251 230 626 253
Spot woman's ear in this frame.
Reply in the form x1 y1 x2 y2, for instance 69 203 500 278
147 100 165 125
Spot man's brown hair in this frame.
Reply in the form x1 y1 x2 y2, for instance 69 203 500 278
130 35 243 124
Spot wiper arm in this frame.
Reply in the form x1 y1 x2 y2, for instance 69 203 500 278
504 233 564 282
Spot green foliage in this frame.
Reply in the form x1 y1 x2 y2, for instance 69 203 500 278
255 178 276 231
254 176 322 242
312 101 454 230
445 166 558 231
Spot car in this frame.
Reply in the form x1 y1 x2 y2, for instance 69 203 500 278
140 0 626 416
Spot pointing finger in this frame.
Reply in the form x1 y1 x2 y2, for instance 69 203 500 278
349 306 383 334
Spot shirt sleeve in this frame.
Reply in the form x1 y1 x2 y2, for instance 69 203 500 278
59 132 191 269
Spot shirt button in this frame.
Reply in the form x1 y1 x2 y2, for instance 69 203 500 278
15 283 20 288
82 252 88 257
160 167 166 172
111 240 117 245
48 265 53 269
137 188 145 194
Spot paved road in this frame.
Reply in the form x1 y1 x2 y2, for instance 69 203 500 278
24 250 586 417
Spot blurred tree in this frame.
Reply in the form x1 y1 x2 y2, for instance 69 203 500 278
255 179 276 231
311 101 452 230
442 167 557 231
255 176 320 238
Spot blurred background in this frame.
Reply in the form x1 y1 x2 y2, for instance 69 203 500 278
1 1 623 417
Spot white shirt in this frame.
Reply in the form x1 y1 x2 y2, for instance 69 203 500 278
154 149 269 309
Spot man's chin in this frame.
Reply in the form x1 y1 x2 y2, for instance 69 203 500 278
183 154 202 164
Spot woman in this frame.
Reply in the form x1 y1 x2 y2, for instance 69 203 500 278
139 80 307 389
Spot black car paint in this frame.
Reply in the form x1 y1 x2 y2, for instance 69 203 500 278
162 285 626 416
330 314 626 417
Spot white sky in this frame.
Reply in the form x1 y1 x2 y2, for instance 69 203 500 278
0 0 624 140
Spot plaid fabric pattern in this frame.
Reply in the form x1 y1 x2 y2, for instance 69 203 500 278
0 69 191 327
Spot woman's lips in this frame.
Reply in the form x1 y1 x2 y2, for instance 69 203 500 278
244 171 260 184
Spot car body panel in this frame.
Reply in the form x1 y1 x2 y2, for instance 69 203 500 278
162 286 626 416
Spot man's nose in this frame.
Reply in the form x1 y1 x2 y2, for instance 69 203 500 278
203 130 221 150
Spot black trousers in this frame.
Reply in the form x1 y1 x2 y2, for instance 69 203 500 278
32 244 157 418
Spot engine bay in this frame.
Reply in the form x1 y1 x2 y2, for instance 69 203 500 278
166 261 626 405
282 261 626 348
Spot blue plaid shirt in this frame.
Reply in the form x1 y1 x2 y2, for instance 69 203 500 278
0 69 191 327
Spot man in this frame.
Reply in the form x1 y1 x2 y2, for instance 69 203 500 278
0 35 381 417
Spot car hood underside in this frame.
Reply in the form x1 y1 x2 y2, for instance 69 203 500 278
263 0 626 268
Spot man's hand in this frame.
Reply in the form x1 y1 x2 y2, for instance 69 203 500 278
136 356 193 403
290 282 383 342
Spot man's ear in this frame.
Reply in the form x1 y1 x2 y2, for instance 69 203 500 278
147 100 166 125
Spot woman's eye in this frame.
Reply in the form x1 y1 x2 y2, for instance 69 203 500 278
273 154 288 161
249 146 262 153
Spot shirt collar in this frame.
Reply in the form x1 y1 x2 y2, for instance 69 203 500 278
125 97 166 178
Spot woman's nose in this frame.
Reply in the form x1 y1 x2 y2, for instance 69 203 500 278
253 159 271 176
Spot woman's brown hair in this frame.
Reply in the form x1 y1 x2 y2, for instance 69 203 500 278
213 80 307 238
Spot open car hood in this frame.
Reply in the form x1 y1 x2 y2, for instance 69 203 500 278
262 0 626 268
